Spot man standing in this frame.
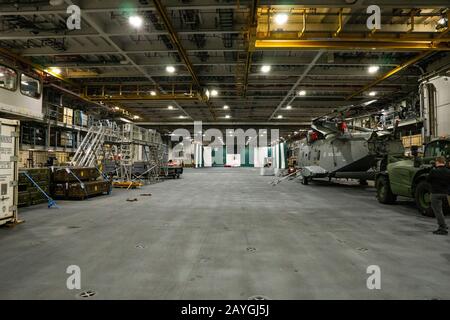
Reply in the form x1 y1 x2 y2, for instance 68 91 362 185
427 156 450 235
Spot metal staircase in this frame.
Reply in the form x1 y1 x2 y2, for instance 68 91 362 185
71 121 119 168
71 122 106 167
71 120 168 187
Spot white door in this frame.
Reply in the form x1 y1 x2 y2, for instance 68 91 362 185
0 123 17 223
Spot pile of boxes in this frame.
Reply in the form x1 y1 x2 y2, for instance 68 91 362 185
74 110 88 127
63 107 73 125
51 167 111 200
18 168 51 207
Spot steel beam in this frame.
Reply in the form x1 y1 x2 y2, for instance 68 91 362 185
346 51 434 100
254 39 450 51
241 0 259 97
151 0 216 120
268 50 324 120
87 94 201 102
59 0 191 120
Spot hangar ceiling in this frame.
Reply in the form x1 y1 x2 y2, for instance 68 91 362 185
0 0 449 136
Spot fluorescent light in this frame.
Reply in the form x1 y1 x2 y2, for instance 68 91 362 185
0 73 4 77
286 105 292 110
114 106 120 110
133 115 140 120
49 67 62 74
223 105 229 110
368 65 379 73
168 105 174 110
129 15 143 28
150 91 156 96
179 115 186 119
261 65 271 73
298 90 306 96
363 99 378 106
166 65 176 73
274 13 288 25
369 91 377 96
210 89 218 97
277 115 283 119
225 115 231 119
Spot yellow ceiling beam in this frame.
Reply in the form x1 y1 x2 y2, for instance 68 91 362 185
254 39 450 51
256 32 450 42
346 51 433 100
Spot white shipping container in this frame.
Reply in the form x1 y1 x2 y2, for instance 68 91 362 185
0 118 20 226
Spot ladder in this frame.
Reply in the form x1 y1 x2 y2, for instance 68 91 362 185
117 125 134 182
72 122 108 167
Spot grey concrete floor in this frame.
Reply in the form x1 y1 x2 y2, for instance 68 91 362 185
0 167 449 300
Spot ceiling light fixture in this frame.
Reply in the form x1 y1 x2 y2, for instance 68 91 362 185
179 115 186 119
277 115 283 119
261 65 271 73
286 105 292 110
49 67 62 74
274 13 288 25
150 91 156 96
168 105 174 110
129 15 143 28
223 105 229 110
298 90 306 96
369 91 377 96
225 115 231 119
438 17 447 25
210 89 218 97
166 65 176 73
368 65 380 74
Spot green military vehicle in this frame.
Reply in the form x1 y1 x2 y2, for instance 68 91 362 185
375 137 450 217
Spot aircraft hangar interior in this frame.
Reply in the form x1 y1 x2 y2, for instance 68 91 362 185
0 0 450 304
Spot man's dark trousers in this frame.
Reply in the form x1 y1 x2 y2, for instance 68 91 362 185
431 194 448 231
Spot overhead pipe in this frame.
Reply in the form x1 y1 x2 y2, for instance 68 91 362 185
334 8 343 37
298 11 307 38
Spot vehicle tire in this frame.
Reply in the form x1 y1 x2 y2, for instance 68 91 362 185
376 175 396 204
301 176 309 185
414 180 434 217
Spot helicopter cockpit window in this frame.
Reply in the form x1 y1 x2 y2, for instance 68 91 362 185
0 65 17 91
20 74 41 99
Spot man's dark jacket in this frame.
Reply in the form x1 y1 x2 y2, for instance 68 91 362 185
427 166 450 194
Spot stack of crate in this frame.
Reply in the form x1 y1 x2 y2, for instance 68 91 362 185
60 132 74 148
63 107 73 125
18 168 51 208
51 167 111 200
74 110 88 127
